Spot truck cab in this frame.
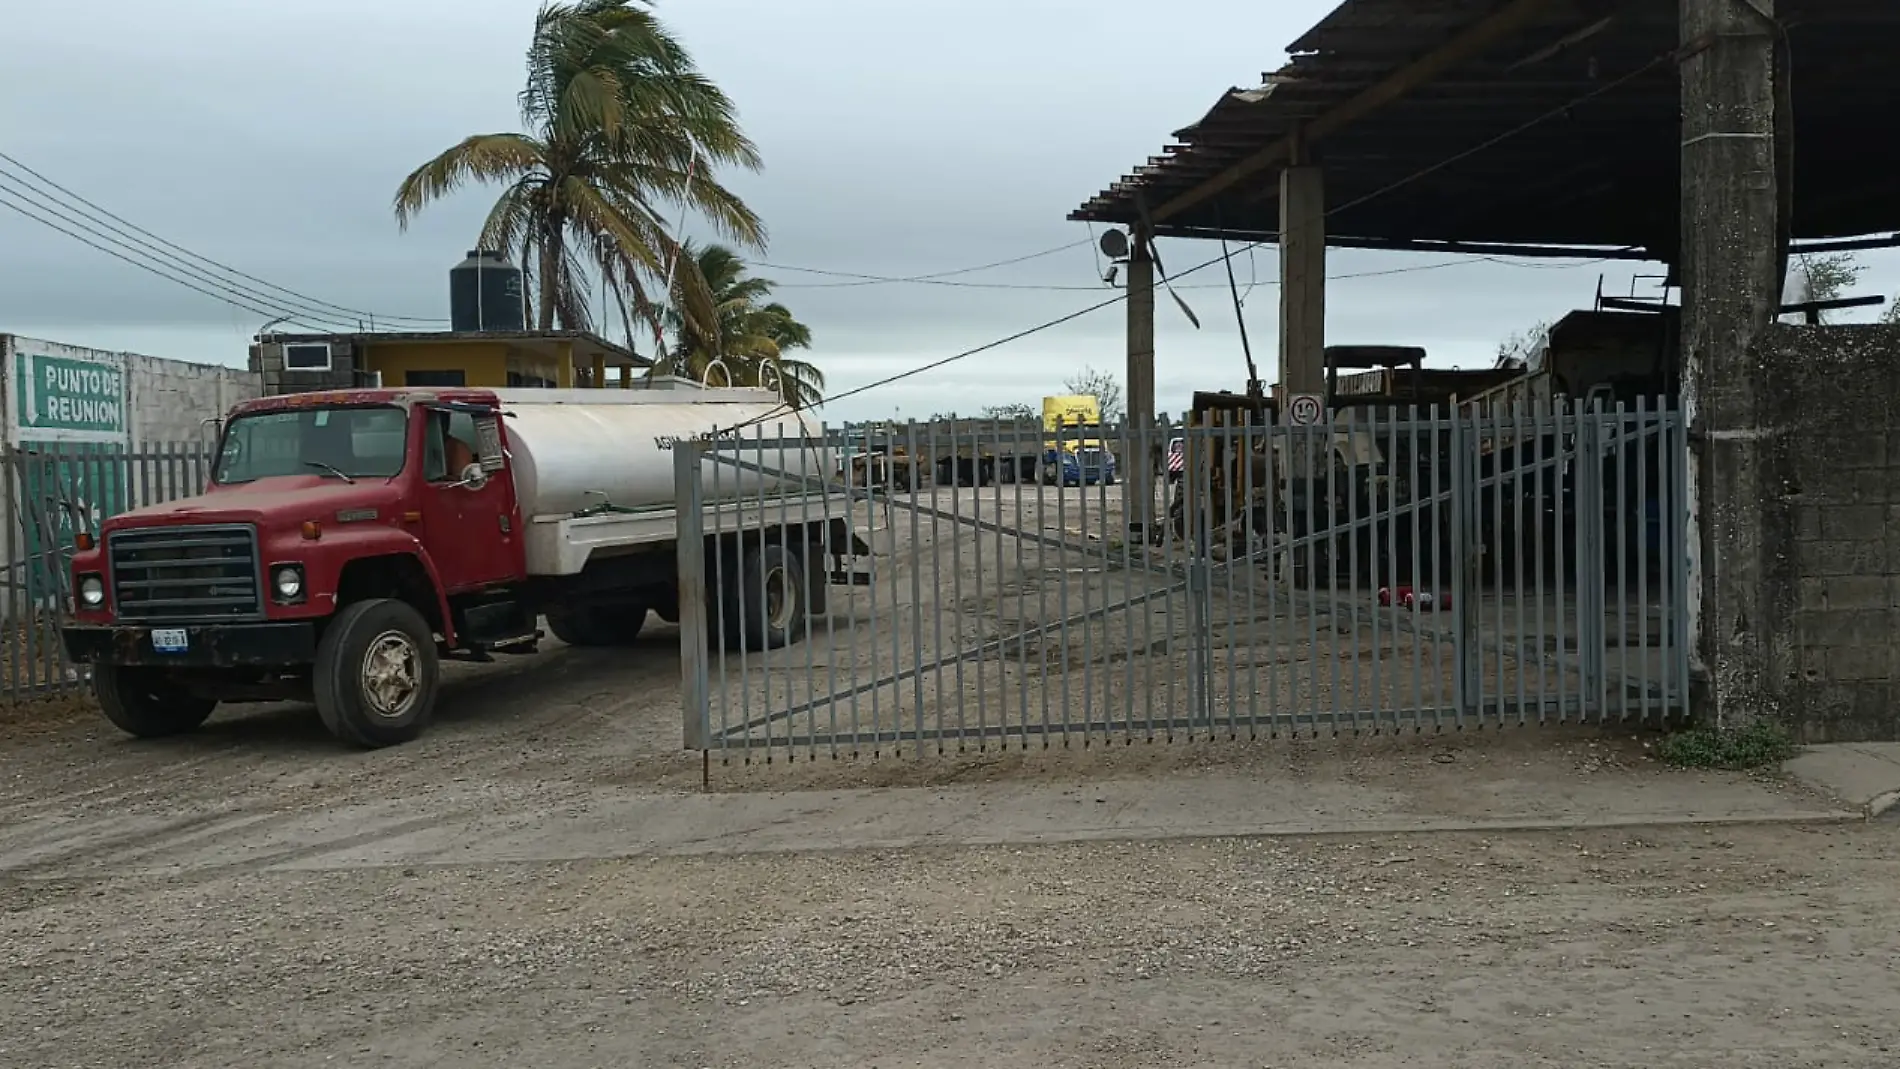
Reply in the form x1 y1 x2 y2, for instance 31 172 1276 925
60 389 521 746
61 385 855 749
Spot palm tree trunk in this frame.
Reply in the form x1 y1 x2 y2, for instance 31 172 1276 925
537 217 563 331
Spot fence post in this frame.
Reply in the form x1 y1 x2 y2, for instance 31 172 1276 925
1448 407 1477 723
1576 402 1607 719
675 437 711 751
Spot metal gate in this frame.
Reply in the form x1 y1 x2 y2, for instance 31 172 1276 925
674 400 1689 758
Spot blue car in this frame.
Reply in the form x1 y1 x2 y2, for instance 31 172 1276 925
1042 446 1118 486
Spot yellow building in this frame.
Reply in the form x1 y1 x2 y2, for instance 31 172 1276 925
250 330 650 394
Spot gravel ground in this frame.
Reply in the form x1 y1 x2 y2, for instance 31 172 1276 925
6 817 1899 1067
3 634 1897 1067
2 484 1879 1067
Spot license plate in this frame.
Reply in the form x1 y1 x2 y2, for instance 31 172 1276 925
150 628 189 654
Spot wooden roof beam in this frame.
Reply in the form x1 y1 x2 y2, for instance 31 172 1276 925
1150 0 1561 224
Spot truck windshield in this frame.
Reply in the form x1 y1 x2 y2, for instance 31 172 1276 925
214 406 409 484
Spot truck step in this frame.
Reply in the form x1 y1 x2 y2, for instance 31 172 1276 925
828 569 874 587
447 630 543 663
487 630 543 653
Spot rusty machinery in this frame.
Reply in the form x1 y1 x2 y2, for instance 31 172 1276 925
1169 346 1501 584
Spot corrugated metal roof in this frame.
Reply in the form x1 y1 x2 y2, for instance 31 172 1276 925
1072 0 1900 251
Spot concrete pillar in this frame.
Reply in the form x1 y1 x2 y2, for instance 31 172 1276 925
1124 229 1157 535
556 342 575 389
591 353 607 389
1277 164 1326 396
1679 0 1781 729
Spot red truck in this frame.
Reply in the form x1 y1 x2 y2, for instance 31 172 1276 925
60 384 861 748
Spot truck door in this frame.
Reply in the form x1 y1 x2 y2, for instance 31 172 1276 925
419 407 521 591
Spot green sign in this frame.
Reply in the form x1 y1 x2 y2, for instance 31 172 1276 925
14 350 127 440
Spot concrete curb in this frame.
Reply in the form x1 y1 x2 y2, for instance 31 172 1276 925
1781 743 1900 822
1865 789 1900 820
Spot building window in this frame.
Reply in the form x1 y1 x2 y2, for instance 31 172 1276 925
284 343 333 371
507 371 555 388
404 370 468 387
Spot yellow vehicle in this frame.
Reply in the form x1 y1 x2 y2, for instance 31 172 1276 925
1041 394 1104 454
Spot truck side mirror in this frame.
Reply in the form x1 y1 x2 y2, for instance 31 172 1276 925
453 463 490 491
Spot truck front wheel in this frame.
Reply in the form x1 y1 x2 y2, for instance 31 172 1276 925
314 599 440 748
93 664 216 739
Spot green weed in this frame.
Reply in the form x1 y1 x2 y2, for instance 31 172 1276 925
1655 721 1798 770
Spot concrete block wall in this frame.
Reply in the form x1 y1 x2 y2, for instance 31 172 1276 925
1754 325 1900 741
249 340 357 394
0 334 260 447
124 352 259 444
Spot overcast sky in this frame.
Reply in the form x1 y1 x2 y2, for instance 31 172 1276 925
4 0 1896 421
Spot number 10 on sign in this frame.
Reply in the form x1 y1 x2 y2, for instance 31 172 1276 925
1286 393 1326 427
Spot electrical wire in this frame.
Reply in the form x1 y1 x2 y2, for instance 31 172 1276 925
0 193 328 329
1325 49 1679 220
730 51 1683 420
757 237 1091 286
779 255 1605 292
720 238 1274 431
0 149 449 326
723 249 1636 429
0 174 368 332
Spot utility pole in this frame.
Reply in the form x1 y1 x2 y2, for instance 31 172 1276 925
1125 228 1157 537
1679 0 1781 729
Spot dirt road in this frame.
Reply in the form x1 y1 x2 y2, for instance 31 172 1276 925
7 815 1899 1067
2 634 1897 1067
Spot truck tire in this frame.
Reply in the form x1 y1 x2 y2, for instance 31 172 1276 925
721 543 805 651
93 664 216 739
314 598 439 749
547 606 647 647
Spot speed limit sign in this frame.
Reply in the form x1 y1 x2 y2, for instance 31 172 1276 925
1287 393 1326 427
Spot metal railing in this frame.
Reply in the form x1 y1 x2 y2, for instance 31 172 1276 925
1 441 214 703
675 399 1691 760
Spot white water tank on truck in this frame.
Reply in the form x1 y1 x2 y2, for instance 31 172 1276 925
492 386 829 518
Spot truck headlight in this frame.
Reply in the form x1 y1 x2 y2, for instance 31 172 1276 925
273 565 305 602
78 574 105 607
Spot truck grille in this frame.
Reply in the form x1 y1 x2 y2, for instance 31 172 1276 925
109 524 262 621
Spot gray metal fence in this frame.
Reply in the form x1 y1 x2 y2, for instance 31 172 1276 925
675 400 1690 758
1 441 213 703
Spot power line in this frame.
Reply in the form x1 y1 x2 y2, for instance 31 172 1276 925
0 175 366 332
0 150 448 326
774 255 1607 293
0 193 330 330
756 238 1092 289
728 240 1266 428
750 53 1675 416
1325 50 1678 220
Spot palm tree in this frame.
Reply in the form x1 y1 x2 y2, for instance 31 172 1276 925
655 242 822 408
393 0 763 339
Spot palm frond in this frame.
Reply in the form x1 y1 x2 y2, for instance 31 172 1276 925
393 133 547 229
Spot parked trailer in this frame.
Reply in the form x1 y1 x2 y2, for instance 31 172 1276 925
59 384 869 748
926 419 1043 487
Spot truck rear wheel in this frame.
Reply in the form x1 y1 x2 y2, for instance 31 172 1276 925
721 543 805 651
314 599 440 749
547 606 647 647
93 664 216 739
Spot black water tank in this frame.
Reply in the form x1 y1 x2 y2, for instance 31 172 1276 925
449 249 526 332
